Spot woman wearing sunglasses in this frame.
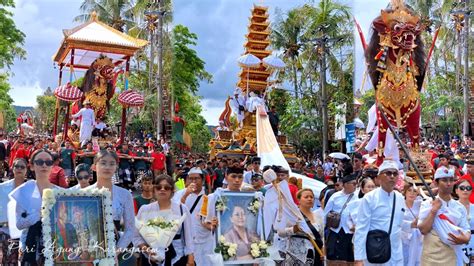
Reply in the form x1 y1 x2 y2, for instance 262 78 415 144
9 149 60 265
70 163 92 189
455 179 474 263
0 158 27 265
133 174 194 266
86 150 135 266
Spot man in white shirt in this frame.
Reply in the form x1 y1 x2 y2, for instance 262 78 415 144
230 88 246 127
173 167 210 266
93 117 109 139
324 173 357 264
243 156 261 185
418 166 470 265
354 159 406 266
71 100 95 147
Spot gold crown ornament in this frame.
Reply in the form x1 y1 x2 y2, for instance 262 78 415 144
381 0 420 26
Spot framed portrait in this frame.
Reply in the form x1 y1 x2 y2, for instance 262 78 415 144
41 188 116 266
215 191 266 264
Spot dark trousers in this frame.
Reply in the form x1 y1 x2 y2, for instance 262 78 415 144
326 229 354 262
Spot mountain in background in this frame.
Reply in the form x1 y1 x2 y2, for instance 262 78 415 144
14 105 34 115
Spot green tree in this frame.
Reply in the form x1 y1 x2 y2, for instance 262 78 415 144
0 74 17 131
0 0 26 69
74 0 136 31
35 94 57 133
271 0 353 156
170 25 212 153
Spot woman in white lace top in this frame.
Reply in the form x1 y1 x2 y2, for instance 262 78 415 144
87 150 135 265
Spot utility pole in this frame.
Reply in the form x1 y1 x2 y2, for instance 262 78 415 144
319 37 329 159
463 0 470 136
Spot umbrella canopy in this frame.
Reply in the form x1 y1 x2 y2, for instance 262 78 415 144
237 53 261 68
118 90 144 107
262 54 285 69
54 83 83 102
329 152 351 160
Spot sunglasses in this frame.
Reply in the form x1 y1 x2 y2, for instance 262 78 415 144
155 185 173 191
33 159 54 167
383 171 398 177
76 175 90 180
458 185 472 192
14 165 26 170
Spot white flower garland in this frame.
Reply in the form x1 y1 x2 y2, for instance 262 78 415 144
41 188 116 266
250 240 270 258
215 196 228 212
247 196 261 215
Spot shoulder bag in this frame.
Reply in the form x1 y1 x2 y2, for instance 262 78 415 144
326 193 353 229
366 193 396 264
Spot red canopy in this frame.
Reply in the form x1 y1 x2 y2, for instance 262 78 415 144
54 83 83 102
118 90 144 107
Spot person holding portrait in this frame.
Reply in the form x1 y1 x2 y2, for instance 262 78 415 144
86 150 135 266
9 149 61 265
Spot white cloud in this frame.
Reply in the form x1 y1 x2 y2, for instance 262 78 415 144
200 99 225 126
9 81 42 107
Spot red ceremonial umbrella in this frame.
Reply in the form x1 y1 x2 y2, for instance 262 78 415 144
118 90 144 143
53 83 83 139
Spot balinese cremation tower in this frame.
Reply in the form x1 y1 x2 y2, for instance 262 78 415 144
209 5 297 163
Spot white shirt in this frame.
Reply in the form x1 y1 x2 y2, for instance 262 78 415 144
95 122 107 130
418 196 470 265
133 201 194 263
418 197 470 231
0 179 15 234
72 107 95 126
243 170 260 185
173 189 211 244
353 187 405 265
324 190 357 234
346 197 362 231
0 179 15 224
86 183 134 249
9 180 61 248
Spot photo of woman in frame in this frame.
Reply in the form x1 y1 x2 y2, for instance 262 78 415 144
218 192 262 261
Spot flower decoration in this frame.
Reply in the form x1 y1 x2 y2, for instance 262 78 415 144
250 240 270 259
146 216 179 229
247 197 261 215
215 235 238 260
215 196 228 212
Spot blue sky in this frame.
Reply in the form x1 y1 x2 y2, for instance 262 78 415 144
8 0 389 125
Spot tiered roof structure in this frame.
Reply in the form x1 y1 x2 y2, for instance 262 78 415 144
237 6 272 93
209 5 297 163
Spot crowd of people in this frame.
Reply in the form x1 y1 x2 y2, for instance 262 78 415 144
0 130 473 266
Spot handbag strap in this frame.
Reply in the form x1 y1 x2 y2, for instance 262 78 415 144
301 211 323 248
340 193 354 215
189 194 203 214
388 193 396 234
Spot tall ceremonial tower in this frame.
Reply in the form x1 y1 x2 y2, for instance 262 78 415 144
209 4 297 163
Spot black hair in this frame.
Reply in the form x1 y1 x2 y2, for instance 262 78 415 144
94 150 118 163
29 149 53 165
75 163 92 176
153 174 175 198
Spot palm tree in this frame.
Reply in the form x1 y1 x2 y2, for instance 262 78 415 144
271 7 310 100
74 0 137 32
